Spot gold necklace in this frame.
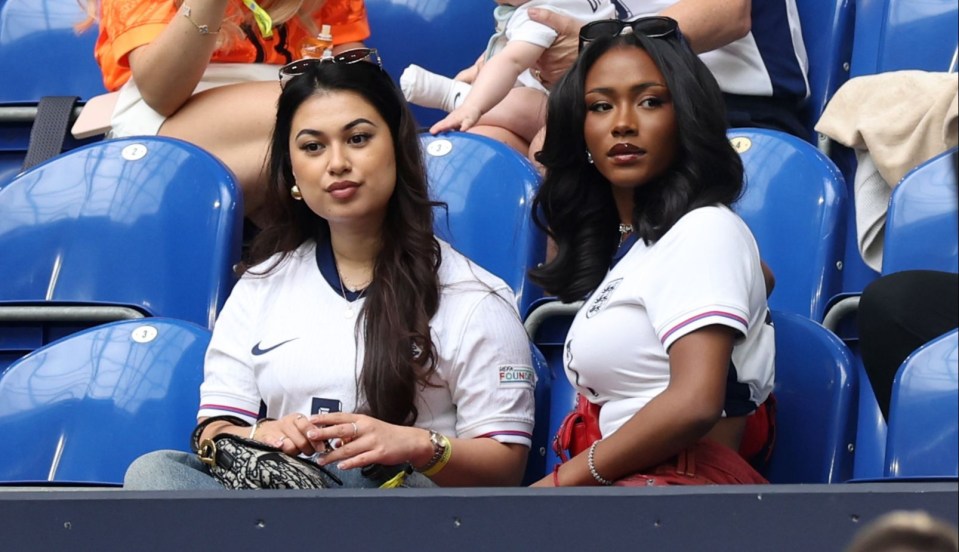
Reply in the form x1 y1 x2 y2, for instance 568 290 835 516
336 268 370 318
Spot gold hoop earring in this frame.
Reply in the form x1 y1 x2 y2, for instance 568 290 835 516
290 185 303 201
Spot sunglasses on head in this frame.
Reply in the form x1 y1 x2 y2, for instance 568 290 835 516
578 16 679 52
278 48 384 86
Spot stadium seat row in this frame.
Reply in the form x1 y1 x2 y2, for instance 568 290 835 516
1 0 956 486
2 130 955 486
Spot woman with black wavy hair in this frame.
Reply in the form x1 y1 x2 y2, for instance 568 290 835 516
529 19 774 486
125 50 534 489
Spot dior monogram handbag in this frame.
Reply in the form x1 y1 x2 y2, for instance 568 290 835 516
191 415 342 489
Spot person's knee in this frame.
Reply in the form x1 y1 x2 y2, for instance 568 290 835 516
859 271 917 330
123 449 215 490
468 125 529 155
124 449 177 489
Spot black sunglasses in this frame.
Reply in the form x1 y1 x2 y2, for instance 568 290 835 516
278 48 384 86
578 16 679 52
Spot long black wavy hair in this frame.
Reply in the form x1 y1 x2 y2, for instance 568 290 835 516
529 29 744 303
243 59 442 427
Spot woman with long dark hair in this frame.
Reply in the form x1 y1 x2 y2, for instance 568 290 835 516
125 50 535 489
530 19 774 486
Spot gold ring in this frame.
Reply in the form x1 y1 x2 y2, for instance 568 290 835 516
351 421 359 439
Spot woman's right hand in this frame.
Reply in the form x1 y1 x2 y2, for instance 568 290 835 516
249 413 319 457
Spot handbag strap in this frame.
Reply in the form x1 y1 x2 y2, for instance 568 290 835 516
191 414 251 453
22 96 80 170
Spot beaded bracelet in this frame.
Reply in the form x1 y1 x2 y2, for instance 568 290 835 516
587 441 614 486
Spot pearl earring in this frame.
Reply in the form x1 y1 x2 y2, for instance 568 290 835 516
290 185 303 200
586 150 594 164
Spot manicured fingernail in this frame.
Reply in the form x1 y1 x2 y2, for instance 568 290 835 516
307 430 317 439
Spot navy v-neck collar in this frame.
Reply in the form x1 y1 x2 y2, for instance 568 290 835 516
314 238 366 301
610 233 639 269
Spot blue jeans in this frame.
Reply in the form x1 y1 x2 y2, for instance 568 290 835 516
123 450 437 490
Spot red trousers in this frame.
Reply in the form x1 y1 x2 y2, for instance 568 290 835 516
615 438 768 486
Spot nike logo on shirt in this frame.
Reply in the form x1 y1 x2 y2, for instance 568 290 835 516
251 338 298 356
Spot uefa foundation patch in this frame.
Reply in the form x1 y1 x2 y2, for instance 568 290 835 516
498 365 536 389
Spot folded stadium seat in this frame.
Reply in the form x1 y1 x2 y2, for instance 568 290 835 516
884 328 959 479
793 0 855 145
0 0 108 186
0 136 243 375
0 318 210 485
765 310 857 484
728 127 847 321
420 131 545 316
823 147 959 480
364 1 492 128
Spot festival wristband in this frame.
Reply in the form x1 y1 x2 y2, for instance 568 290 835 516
241 0 273 38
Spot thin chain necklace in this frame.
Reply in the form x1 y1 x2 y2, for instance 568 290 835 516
618 223 634 247
336 267 371 318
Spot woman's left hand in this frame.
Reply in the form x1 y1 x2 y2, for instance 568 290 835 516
306 413 431 470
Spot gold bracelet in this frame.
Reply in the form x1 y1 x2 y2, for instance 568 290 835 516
248 417 273 440
181 5 220 35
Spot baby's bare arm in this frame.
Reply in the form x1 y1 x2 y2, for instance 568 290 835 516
431 40 545 134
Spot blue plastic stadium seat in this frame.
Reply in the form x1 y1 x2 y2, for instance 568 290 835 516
420 132 545 315
850 0 959 78
364 1 492 127
821 0 958 473
882 148 959 275
884 329 959 479
765 311 857 483
729 128 847 321
524 343 551 485
0 0 108 182
0 318 210 485
826 148 957 478
794 0 855 144
0 0 106 104
845 348 887 481
849 148 959 479
0 137 242 374
826 0 959 298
